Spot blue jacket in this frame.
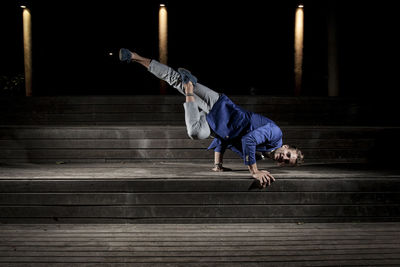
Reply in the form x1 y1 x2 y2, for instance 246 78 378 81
206 94 282 165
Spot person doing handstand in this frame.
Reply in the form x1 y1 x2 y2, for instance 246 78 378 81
119 48 304 188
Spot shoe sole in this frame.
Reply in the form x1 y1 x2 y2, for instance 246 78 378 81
119 48 131 62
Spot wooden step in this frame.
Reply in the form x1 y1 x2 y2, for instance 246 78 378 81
0 96 398 126
1 223 400 266
1 126 399 163
0 162 399 223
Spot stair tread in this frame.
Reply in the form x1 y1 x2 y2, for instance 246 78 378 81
1 162 399 180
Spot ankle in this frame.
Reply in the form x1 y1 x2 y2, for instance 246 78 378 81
132 53 152 68
184 82 194 95
131 52 139 61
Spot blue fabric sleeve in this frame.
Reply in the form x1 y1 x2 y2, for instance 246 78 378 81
241 125 276 165
207 137 226 153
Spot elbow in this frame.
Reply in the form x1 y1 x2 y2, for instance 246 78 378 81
241 136 256 147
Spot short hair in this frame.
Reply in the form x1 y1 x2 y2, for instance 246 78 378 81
288 145 304 166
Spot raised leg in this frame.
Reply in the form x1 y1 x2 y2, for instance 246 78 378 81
131 52 152 69
122 49 219 113
121 49 217 140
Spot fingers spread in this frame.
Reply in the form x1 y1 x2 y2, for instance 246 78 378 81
268 174 275 182
263 171 276 183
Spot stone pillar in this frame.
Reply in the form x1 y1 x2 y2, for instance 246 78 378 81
327 0 339 96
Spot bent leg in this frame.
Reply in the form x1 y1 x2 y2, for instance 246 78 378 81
148 60 219 113
128 49 219 112
183 102 211 140
192 83 220 113
126 49 213 139
182 81 211 140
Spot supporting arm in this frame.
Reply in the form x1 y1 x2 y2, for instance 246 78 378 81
248 163 275 188
212 151 232 172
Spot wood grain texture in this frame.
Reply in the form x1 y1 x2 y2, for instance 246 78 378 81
0 223 399 266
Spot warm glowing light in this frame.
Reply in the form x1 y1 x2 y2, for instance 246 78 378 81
298 4 304 8
22 8 32 96
294 6 304 96
20 5 26 9
159 5 168 65
109 52 113 56
159 4 168 94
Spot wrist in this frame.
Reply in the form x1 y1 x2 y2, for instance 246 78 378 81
248 164 258 175
249 169 258 175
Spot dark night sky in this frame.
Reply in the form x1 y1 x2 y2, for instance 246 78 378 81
0 0 398 96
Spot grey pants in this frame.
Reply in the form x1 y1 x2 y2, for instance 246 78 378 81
148 60 220 140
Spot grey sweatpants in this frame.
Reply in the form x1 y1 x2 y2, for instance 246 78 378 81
148 60 220 140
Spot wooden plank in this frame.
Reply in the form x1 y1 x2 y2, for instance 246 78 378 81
1 126 398 140
0 139 209 149
0 253 400 263
0 108 363 123
2 161 398 180
1 248 400 257
1 232 399 240
1 246 400 254
0 260 400 267
0 126 189 139
1 224 400 233
1 217 400 224
3 217 400 224
0 192 398 205
1 234 399 242
2 110 399 126
0 148 371 160
0 95 379 105
0 157 370 165
0 104 185 114
0 109 371 118
0 205 399 218
2 226 400 233
1 179 399 192
0 96 392 111
1 238 399 247
1 222 399 265
0 139 376 150
0 101 370 114
1 227 398 237
1 222 399 230
0 113 393 126
0 103 362 115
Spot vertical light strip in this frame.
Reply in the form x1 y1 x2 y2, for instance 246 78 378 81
22 7 32 96
159 4 168 94
159 4 168 65
294 5 304 96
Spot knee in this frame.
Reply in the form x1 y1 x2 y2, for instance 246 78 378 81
187 131 199 140
187 124 210 140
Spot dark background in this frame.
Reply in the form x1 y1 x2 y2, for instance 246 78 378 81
0 0 398 96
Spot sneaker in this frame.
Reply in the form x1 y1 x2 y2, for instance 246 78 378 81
178 68 197 86
119 48 132 63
